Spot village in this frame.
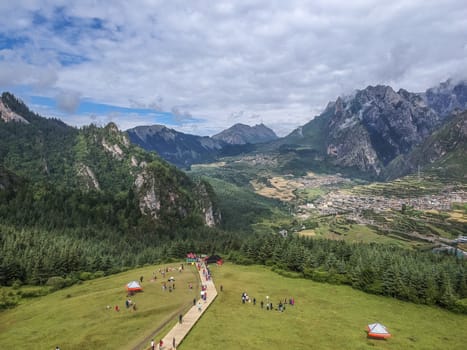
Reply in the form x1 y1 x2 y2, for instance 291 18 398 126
304 189 467 216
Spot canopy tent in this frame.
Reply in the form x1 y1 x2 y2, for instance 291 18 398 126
186 252 197 263
367 323 391 339
204 255 223 265
126 281 143 292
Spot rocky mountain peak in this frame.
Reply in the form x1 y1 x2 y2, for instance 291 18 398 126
212 123 278 145
0 99 30 124
425 79 467 116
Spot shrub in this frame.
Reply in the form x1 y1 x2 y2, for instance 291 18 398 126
12 280 22 290
452 298 467 314
92 271 105 279
21 288 48 298
79 272 93 281
46 276 66 291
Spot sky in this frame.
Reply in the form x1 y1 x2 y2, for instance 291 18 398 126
0 1 466 136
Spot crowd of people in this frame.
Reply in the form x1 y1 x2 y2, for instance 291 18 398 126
241 292 295 312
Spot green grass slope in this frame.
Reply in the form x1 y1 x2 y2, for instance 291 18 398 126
0 263 200 350
182 264 467 350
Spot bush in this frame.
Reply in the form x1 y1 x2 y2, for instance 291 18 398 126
272 268 302 279
79 272 93 281
92 271 105 279
0 289 18 310
12 280 22 290
20 288 48 298
452 298 467 314
46 276 66 291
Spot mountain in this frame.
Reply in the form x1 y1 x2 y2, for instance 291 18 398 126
383 110 467 180
212 123 278 145
272 80 467 177
126 125 225 168
126 123 277 168
0 92 225 286
425 79 467 116
0 92 221 228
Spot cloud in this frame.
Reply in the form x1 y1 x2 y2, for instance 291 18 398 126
56 90 81 113
1 0 466 136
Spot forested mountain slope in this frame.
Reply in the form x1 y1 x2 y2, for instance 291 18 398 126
0 92 223 286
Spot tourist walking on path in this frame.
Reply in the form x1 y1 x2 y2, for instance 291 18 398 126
197 300 202 311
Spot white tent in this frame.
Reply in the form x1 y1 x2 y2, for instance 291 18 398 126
367 323 391 339
126 281 143 292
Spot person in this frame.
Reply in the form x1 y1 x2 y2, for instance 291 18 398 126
140 275 144 283
115 305 120 312
253 297 256 305
159 339 163 349
260 300 264 309
197 300 202 312
55 347 60 350
172 337 176 349
151 339 155 350
193 298 196 306
220 284 223 292
179 313 183 324
133 303 137 311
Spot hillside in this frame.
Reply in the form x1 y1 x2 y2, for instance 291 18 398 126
1 263 466 349
126 123 276 169
212 123 278 145
126 124 225 169
0 92 222 286
383 111 467 180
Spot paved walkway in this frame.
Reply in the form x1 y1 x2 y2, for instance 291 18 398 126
152 263 218 350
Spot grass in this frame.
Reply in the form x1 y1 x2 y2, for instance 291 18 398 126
180 264 467 350
0 263 200 350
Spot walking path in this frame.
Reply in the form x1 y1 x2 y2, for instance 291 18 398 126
142 263 218 350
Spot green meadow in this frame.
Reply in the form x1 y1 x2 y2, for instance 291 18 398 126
1 263 466 350
0 263 200 350
181 264 467 350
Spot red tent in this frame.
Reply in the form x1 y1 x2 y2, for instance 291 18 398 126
367 323 391 339
126 281 143 292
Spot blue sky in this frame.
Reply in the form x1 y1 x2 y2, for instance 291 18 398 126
1 1 466 136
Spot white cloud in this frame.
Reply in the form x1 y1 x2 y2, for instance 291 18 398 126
1 0 466 136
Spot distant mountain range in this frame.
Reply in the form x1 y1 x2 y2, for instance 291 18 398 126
127 123 278 168
127 79 466 180
264 79 467 179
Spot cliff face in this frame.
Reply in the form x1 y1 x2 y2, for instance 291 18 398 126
280 80 466 177
383 111 467 180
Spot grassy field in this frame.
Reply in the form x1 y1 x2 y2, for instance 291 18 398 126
181 264 467 350
1 263 466 350
0 263 200 350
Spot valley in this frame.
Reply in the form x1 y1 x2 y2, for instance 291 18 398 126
191 159 466 250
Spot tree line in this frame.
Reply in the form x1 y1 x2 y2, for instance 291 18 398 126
230 234 467 313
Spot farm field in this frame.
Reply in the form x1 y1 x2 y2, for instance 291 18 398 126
0 263 200 350
181 264 467 350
